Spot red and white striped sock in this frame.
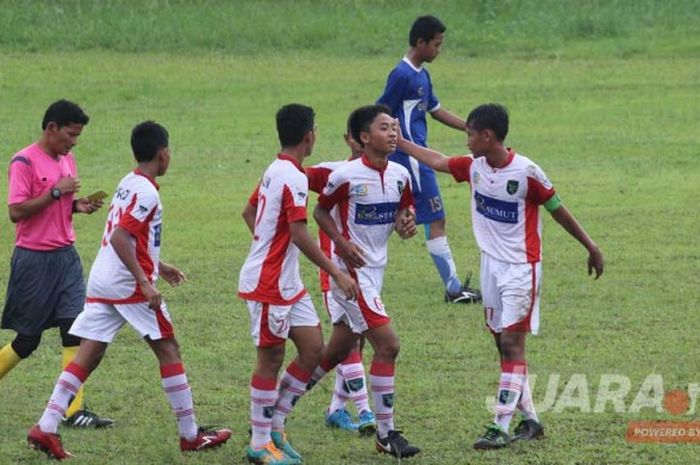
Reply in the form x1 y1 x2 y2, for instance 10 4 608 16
342 350 370 414
329 365 350 413
494 360 527 432
517 369 538 421
160 362 198 441
308 357 336 391
250 375 277 449
272 361 312 430
369 360 395 438
38 362 89 433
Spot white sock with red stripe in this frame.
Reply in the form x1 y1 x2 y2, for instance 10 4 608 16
272 361 312 430
341 350 370 414
308 357 336 391
494 360 527 432
250 375 277 449
160 362 198 441
329 365 350 412
38 362 90 433
369 360 395 438
517 365 538 421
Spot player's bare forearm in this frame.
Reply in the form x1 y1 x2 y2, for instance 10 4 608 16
290 220 341 277
396 135 451 173
242 203 256 235
159 261 186 287
314 205 366 267
430 108 466 131
111 227 150 285
550 206 605 278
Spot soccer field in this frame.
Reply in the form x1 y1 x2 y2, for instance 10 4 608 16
0 2 699 464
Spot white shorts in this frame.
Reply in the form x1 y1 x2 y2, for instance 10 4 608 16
481 253 542 335
330 265 390 334
70 301 175 343
246 293 320 347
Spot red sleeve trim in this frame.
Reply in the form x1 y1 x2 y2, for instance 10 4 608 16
447 156 473 183
318 182 349 210
282 185 307 223
118 212 144 236
305 167 331 194
399 181 414 210
526 177 556 205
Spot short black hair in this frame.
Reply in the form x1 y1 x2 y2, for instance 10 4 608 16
348 104 392 148
466 104 509 141
409 15 446 46
276 104 315 147
42 99 89 130
131 121 169 163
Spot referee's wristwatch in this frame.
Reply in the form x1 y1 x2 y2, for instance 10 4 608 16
50 187 62 200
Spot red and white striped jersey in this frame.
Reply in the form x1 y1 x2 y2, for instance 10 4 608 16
86 170 163 303
317 155 413 269
238 154 310 305
306 160 347 291
447 149 557 263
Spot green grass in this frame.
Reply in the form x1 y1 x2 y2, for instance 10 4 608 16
0 2 699 464
0 0 698 58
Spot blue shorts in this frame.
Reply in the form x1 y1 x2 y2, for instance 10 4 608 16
389 150 445 224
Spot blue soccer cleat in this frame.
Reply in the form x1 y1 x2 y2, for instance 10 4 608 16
325 408 359 431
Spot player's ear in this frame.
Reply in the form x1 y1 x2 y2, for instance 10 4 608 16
360 131 370 146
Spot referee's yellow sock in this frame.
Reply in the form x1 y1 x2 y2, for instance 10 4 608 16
62 346 85 417
0 343 22 380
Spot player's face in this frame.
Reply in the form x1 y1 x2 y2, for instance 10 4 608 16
422 33 444 63
364 113 397 155
466 125 489 158
47 122 84 156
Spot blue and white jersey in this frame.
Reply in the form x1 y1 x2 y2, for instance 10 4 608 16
317 155 414 268
377 56 440 150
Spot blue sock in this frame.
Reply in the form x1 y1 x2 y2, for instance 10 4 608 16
426 235 462 295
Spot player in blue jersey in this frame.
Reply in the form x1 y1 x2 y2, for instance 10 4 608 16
377 15 481 305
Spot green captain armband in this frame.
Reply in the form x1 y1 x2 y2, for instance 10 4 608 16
543 193 562 213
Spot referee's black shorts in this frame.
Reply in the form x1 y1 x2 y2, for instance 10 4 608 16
2 245 85 335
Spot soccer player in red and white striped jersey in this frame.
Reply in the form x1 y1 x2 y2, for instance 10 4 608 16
239 104 357 465
397 103 604 450
28 121 231 460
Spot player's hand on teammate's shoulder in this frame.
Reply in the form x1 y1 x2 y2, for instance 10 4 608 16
587 245 604 279
335 237 367 268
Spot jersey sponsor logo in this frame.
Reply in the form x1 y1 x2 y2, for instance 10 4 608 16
396 180 405 194
474 191 518 224
138 204 149 213
417 86 425 97
296 191 306 200
506 180 519 195
350 184 369 197
473 171 481 185
262 176 271 188
355 202 399 225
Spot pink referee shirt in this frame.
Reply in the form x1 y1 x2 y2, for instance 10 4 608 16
8 143 77 250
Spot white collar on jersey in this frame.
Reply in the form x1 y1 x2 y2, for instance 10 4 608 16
402 56 424 72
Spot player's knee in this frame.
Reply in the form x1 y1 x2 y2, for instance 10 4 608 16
375 339 400 362
11 333 42 359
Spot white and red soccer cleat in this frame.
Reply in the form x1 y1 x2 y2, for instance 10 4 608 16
180 427 232 452
27 425 73 460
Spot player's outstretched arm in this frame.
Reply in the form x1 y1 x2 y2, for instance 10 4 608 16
111 227 162 308
396 128 451 174
550 206 604 279
430 107 466 131
289 219 359 300
313 204 367 268
242 202 256 235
